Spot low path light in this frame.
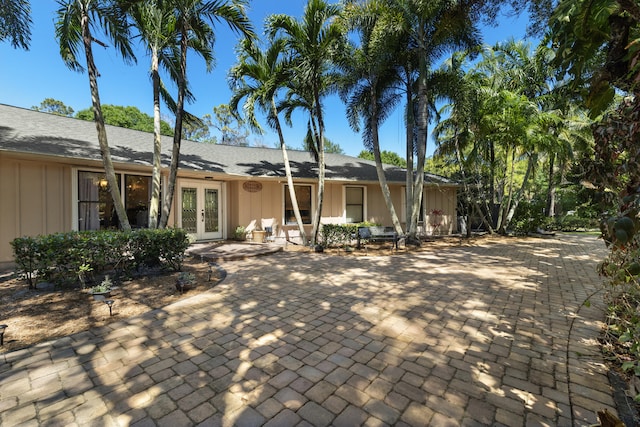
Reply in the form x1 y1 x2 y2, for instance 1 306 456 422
0 324 7 345
104 300 115 316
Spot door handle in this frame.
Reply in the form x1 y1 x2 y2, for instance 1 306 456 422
201 209 205 222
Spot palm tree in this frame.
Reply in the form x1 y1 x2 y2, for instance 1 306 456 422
433 50 494 234
389 0 484 241
56 0 135 231
229 37 309 244
159 0 254 228
128 0 181 229
268 0 345 245
1 0 31 49
339 0 403 235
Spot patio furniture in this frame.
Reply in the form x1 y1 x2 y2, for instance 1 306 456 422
357 226 401 250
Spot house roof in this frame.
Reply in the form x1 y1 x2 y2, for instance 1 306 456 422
0 104 455 185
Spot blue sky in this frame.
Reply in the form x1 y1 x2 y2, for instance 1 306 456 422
0 0 530 158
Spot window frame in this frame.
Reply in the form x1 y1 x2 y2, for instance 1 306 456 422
73 169 155 231
283 184 314 225
343 185 367 224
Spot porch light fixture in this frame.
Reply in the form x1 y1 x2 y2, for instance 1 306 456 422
99 178 108 190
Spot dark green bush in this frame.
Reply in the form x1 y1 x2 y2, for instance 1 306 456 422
10 237 39 289
511 198 547 234
11 229 189 288
319 222 378 248
556 215 599 231
129 228 190 271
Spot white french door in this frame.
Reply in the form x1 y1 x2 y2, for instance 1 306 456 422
179 181 223 240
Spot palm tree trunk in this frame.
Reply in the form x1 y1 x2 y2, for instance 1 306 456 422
371 87 403 235
81 10 130 232
311 85 325 246
410 37 428 240
471 141 495 233
546 152 556 217
404 75 414 234
149 44 162 229
272 99 307 245
503 154 536 230
160 25 188 229
453 132 476 237
497 146 515 233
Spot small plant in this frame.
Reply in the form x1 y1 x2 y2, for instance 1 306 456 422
176 271 196 294
429 209 444 235
233 226 246 241
177 272 196 284
91 275 113 294
77 263 93 289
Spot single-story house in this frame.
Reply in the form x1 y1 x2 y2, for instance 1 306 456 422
0 104 458 267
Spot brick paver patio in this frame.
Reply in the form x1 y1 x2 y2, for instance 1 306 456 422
0 235 619 426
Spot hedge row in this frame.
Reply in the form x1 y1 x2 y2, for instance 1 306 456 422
10 229 190 289
319 222 378 247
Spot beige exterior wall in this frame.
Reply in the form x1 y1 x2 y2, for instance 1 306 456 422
0 155 72 268
0 153 458 266
423 186 458 235
229 180 285 234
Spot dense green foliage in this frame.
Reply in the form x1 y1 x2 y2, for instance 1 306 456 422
32 98 74 116
11 229 190 289
75 104 173 136
319 222 377 248
0 0 31 49
358 150 406 167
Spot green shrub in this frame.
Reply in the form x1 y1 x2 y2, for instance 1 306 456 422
511 198 547 234
556 215 599 231
10 237 40 289
11 228 190 288
319 222 378 248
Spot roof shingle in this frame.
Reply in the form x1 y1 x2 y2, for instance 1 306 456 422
0 104 454 185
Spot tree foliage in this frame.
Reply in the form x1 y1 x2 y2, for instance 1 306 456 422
0 0 32 49
75 104 173 135
211 103 250 146
31 98 74 117
358 150 406 167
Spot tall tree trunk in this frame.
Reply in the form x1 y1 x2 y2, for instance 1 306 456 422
160 25 188 229
272 99 307 245
149 44 162 229
453 131 481 237
82 11 130 231
496 146 515 233
503 154 536 230
546 152 556 218
404 73 415 235
311 84 325 246
371 87 403 235
410 29 428 240
471 141 495 234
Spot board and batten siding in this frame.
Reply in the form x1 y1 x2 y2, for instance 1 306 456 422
0 156 71 266
423 187 458 235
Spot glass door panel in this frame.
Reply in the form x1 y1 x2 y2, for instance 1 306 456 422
181 187 197 233
204 189 219 233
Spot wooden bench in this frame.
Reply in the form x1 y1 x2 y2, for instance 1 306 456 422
357 226 401 250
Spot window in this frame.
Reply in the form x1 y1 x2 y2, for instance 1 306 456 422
78 171 121 230
284 185 312 225
125 175 152 228
400 188 425 222
345 186 364 223
77 171 153 230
